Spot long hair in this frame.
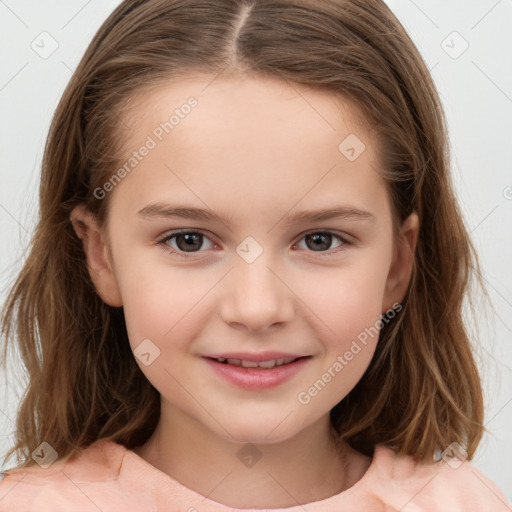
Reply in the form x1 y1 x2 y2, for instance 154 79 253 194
1 0 485 471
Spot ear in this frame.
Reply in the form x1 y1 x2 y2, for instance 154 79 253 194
382 212 419 313
70 204 123 307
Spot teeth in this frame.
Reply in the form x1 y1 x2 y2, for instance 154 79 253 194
215 357 298 368
241 360 259 367
258 360 276 368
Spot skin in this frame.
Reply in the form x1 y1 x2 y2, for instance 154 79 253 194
71 73 419 508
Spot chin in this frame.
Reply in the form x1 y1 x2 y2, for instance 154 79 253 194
213 420 300 446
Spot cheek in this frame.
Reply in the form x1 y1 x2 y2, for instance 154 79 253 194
294 259 389 400
114 255 208 354
118 266 210 400
302 255 390 334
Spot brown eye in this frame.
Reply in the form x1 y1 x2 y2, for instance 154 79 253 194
296 231 347 254
160 230 214 254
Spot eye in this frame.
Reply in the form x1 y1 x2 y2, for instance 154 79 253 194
158 230 215 256
157 229 350 258
295 230 349 255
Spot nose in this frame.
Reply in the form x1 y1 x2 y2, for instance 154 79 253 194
219 255 295 332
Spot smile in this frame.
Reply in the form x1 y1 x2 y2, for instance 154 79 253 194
203 356 311 390
212 356 299 368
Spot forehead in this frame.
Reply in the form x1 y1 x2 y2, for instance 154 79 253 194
120 73 372 150
108 74 388 224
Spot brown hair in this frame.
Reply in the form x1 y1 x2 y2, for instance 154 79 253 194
1 0 485 472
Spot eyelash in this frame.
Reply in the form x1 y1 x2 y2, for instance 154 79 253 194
157 229 351 258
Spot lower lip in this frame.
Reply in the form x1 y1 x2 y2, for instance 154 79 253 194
203 357 310 390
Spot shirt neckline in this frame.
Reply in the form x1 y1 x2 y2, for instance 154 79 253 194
119 441 382 511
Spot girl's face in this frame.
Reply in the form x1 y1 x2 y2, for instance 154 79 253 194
76 74 418 444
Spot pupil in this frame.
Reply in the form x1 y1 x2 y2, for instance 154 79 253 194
178 233 201 252
306 233 331 251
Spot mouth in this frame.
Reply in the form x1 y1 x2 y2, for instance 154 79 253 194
203 355 312 390
207 356 308 368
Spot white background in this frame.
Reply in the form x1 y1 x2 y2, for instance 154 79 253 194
1 0 511 501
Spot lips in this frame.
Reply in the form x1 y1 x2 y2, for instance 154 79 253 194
203 354 312 390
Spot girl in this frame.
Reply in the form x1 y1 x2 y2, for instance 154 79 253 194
0 0 510 510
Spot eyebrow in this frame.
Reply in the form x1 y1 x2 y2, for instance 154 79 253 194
137 203 375 225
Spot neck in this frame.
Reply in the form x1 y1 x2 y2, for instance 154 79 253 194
133 401 371 508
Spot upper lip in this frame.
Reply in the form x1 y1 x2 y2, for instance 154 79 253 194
204 351 308 362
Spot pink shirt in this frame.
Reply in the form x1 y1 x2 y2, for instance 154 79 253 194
0 439 510 511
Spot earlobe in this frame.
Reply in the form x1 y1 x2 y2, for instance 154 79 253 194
70 204 123 307
382 212 420 312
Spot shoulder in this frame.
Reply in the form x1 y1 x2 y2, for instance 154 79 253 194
0 440 129 511
365 444 511 511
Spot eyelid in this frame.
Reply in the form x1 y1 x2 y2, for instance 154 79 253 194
298 228 352 242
